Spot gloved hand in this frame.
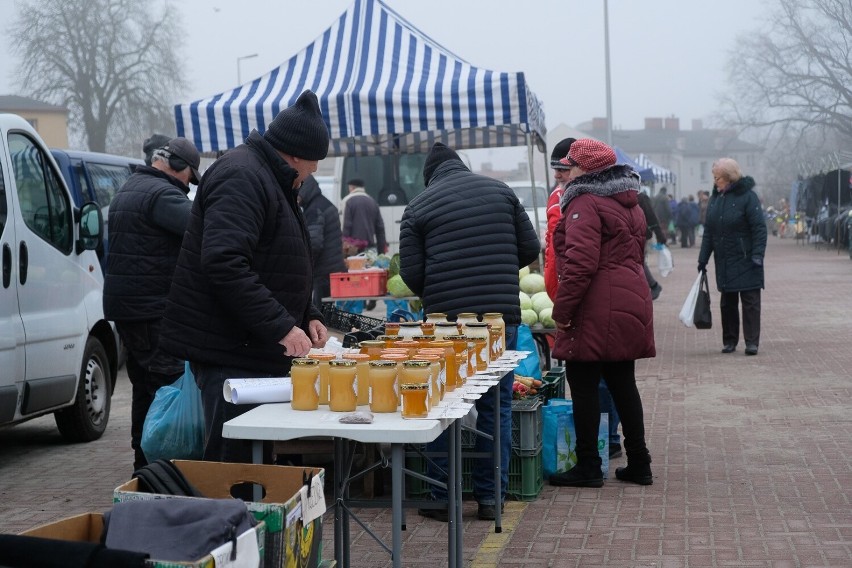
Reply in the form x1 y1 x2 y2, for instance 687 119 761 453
751 256 763 267
697 261 707 273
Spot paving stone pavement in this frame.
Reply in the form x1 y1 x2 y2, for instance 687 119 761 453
1 236 850 567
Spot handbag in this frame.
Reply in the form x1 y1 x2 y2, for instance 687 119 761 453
693 271 713 329
678 272 702 327
141 362 205 463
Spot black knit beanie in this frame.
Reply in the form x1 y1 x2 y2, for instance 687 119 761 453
423 142 462 185
549 137 576 168
263 90 330 160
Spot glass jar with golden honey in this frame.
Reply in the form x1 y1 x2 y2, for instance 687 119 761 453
400 359 431 386
463 322 491 370
419 321 436 336
412 335 436 349
384 322 401 336
400 383 430 418
290 358 320 411
343 353 371 406
368 360 398 413
359 340 386 360
443 335 470 387
427 340 456 392
392 339 420 357
307 352 335 405
328 359 358 412
415 353 443 407
397 322 423 340
482 313 506 358
376 335 398 349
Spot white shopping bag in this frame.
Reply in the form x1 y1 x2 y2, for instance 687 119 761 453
678 272 703 327
657 245 674 277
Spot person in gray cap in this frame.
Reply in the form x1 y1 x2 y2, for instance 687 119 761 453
104 136 199 471
161 90 331 465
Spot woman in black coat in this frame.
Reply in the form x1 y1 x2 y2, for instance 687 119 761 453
697 158 767 355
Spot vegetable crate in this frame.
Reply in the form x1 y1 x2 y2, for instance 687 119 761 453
329 269 388 298
511 398 543 456
539 366 566 404
320 303 385 348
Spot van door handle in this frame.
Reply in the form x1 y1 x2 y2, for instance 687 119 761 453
18 241 28 285
2 243 10 288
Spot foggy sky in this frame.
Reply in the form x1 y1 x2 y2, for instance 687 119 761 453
0 0 767 140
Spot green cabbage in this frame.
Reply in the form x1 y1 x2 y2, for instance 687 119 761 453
519 291 532 310
531 291 554 314
387 274 414 297
388 253 401 278
538 307 555 328
519 265 531 281
521 309 538 326
520 272 545 294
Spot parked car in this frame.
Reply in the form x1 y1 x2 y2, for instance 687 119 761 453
50 148 144 271
0 114 119 442
505 180 549 248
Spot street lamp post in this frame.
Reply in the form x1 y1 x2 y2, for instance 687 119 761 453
603 0 613 146
237 53 258 85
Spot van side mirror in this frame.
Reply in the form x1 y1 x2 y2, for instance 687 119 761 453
76 202 103 253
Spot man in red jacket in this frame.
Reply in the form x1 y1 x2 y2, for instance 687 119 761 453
544 138 575 300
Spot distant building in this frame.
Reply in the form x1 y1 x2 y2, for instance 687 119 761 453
0 95 69 148
579 117 764 198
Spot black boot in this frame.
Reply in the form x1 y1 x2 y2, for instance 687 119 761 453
549 462 603 488
615 462 653 485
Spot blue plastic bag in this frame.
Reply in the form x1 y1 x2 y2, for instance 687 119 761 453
141 362 204 463
515 324 542 379
542 398 609 479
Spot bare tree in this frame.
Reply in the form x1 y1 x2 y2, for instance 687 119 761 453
722 0 852 142
9 0 186 153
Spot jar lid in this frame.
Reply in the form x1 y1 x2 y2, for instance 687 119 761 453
443 334 468 340
427 340 453 347
307 352 335 360
435 322 458 327
393 339 419 345
384 322 400 328
426 312 447 318
369 360 398 367
399 322 422 327
359 340 386 347
412 335 436 340
329 359 356 366
403 360 431 368
292 358 319 366
464 322 489 327
375 335 396 341
456 312 478 318
400 383 429 390
483 312 504 318
342 353 370 360
471 336 488 342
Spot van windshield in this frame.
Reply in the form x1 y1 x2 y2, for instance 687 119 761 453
511 184 549 209
341 153 428 206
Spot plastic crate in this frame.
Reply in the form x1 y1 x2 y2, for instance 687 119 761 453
539 366 566 404
507 448 543 501
511 398 542 455
329 270 388 298
320 303 385 334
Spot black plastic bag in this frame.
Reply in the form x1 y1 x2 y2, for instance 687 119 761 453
693 271 712 329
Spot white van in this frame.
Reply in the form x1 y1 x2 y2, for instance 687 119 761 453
0 114 118 442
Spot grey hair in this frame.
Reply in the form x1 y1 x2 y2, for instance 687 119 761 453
712 158 742 183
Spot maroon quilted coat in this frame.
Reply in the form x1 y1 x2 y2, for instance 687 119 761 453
551 165 656 362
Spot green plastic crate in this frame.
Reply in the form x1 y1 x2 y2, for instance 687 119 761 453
539 367 566 403
507 449 543 501
511 398 542 455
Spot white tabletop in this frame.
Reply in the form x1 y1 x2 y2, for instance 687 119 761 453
223 404 444 444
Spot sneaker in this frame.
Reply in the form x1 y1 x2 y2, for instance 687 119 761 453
615 463 653 485
549 466 604 488
476 502 504 521
418 506 449 523
609 444 623 459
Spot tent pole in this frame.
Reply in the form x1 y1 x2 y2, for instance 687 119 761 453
526 133 545 270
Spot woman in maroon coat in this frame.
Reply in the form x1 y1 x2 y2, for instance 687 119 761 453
549 139 656 487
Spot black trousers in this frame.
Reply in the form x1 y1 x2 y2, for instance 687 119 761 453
312 275 331 309
720 289 761 347
564 361 651 466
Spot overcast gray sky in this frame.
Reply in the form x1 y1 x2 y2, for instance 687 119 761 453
0 0 767 130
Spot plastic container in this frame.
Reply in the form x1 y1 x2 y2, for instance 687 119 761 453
329 270 388 298
290 358 320 411
511 397 543 455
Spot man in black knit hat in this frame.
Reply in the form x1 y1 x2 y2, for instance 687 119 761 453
161 90 331 464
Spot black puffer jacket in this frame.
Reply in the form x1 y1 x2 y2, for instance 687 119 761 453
104 166 191 322
161 131 323 374
300 175 345 277
698 176 767 292
398 157 540 325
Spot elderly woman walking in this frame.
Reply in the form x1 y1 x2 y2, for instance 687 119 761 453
548 139 656 488
697 158 767 355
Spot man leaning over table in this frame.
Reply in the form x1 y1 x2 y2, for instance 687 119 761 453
161 90 330 464
399 142 541 521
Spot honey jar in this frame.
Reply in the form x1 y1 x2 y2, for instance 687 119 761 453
397 322 423 339
376 335 398 349
400 383 430 418
412 335 436 349
384 322 400 336
415 353 443 407
368 360 399 413
290 358 320 411
328 359 358 412
433 321 461 340
482 313 506 358
455 312 479 326
419 321 436 335
463 322 491 370
359 340 386 360
342 353 371 406
392 339 420 357
443 335 470 387
425 312 448 324
307 352 335 405
400 359 431 386
428 340 456 392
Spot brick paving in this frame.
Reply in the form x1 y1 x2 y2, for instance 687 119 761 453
1 236 851 567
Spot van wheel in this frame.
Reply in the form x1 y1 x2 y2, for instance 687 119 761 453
55 337 112 442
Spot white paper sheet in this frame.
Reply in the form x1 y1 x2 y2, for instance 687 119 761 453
223 377 292 405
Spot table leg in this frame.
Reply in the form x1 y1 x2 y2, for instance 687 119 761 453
252 441 263 501
494 383 502 533
333 438 346 568
454 418 464 567
447 420 457 567
391 443 404 568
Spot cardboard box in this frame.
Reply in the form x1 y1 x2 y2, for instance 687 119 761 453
114 461 324 568
21 512 266 568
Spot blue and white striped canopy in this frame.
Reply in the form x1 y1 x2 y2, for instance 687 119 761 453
174 0 546 156
635 153 677 184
